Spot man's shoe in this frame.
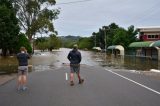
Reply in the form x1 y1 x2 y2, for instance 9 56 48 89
22 86 28 91
79 79 84 84
70 81 74 86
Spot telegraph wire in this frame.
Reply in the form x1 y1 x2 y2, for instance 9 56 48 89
56 0 93 5
126 1 160 24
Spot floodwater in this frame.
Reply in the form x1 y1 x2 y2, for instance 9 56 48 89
0 48 159 73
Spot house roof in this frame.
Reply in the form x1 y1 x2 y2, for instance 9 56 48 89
137 26 160 33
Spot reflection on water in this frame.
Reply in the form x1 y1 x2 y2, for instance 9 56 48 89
123 55 158 71
0 48 159 73
90 52 158 71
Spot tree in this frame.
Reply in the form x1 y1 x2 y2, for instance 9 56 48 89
0 0 20 56
127 25 138 42
92 32 102 47
112 28 128 49
35 37 48 51
48 34 61 51
91 23 138 50
113 26 138 50
16 33 32 53
37 41 48 51
105 23 119 47
78 37 94 50
11 0 60 42
94 23 119 49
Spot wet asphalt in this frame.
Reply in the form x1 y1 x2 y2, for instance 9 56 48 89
0 65 160 106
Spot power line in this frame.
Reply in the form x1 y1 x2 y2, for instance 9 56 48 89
56 0 93 5
126 1 160 24
134 8 160 25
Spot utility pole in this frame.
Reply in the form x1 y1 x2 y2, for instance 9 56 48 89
104 30 106 54
102 26 107 61
92 32 96 47
94 34 96 47
102 27 107 53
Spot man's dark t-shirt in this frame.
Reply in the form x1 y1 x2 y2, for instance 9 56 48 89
67 49 81 64
17 53 30 66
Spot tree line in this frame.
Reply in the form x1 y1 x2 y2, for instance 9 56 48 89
70 23 139 50
35 34 61 51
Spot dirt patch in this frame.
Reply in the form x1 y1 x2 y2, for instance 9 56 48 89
0 74 16 86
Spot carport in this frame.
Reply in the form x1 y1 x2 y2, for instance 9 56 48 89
92 47 101 51
128 41 159 60
107 45 124 56
150 40 160 60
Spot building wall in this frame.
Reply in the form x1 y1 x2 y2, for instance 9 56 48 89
140 33 160 41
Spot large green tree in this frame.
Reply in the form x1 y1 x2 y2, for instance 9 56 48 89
91 23 138 50
78 37 94 50
16 33 32 53
11 0 60 42
35 34 61 51
0 0 20 56
48 34 61 51
112 28 128 49
103 23 119 47
92 23 119 49
35 37 48 51
126 25 138 43
113 26 138 49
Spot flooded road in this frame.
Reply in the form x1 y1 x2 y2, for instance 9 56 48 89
0 48 159 73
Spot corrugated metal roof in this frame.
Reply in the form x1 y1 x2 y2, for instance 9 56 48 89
129 41 153 47
150 40 160 47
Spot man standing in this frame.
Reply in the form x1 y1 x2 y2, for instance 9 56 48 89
67 44 84 86
17 47 30 91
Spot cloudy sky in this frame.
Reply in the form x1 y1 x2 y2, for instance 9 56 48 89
54 0 160 37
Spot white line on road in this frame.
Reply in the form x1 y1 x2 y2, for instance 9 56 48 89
106 69 160 95
65 73 68 81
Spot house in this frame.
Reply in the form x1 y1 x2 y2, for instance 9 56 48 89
129 26 160 60
137 26 160 41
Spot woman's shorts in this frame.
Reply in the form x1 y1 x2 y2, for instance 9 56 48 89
70 64 80 73
18 66 28 75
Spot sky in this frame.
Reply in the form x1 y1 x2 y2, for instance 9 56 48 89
54 0 160 37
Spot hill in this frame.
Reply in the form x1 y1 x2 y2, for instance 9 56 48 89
59 35 81 48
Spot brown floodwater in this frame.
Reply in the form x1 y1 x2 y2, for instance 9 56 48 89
0 48 159 74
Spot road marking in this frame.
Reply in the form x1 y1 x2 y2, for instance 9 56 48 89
106 69 160 95
65 73 68 80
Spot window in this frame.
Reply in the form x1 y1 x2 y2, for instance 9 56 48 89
147 35 159 39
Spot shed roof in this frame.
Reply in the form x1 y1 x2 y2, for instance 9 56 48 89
107 45 124 55
92 47 101 51
107 45 124 50
150 40 160 47
129 41 153 48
